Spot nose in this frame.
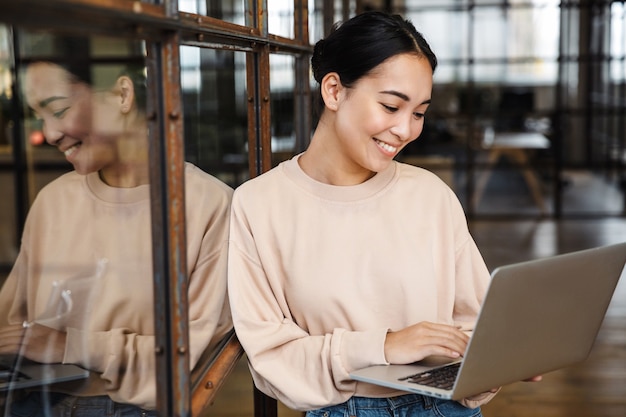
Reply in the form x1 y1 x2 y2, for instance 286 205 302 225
390 114 421 142
41 118 64 146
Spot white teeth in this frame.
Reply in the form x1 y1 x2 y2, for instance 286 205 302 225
375 139 397 153
64 145 78 157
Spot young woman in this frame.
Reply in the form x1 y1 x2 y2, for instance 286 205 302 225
228 11 501 416
0 42 233 416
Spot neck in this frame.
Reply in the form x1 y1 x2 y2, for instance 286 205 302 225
299 122 375 186
99 123 150 188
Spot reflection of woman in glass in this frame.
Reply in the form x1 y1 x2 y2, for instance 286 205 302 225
0 44 233 415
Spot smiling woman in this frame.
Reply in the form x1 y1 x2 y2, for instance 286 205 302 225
227 10 503 417
0 33 233 417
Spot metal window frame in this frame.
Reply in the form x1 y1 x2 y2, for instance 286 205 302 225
0 0 317 415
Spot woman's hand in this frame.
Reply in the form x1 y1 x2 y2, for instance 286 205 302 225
0 323 66 364
384 321 469 365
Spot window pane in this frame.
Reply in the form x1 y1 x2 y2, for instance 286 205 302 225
0 24 15 277
181 46 249 187
407 10 469 63
3 30 159 412
269 0 294 38
179 0 245 26
611 2 625 82
270 53 296 166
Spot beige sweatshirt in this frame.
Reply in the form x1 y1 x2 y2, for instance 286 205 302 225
228 155 495 411
0 162 233 409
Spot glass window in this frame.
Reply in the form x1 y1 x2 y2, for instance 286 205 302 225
3 30 161 413
270 53 297 166
0 24 14 274
269 0 294 38
179 0 246 26
611 2 625 81
180 46 249 187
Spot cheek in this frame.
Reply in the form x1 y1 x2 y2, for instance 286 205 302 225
354 107 388 135
63 105 93 139
411 120 425 139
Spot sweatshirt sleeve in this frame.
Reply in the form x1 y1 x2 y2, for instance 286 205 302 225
186 182 234 368
228 199 389 411
0 249 28 326
63 328 157 406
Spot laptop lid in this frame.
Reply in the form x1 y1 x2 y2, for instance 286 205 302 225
0 356 89 391
0 263 106 392
350 242 626 400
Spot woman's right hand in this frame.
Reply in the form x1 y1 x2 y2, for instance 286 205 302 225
0 323 66 364
384 321 469 365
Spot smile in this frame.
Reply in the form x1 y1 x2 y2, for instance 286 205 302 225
64 144 79 158
374 138 397 154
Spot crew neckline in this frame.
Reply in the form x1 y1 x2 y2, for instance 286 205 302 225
281 154 397 202
85 171 150 204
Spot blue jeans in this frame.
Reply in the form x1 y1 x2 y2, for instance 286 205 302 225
6 392 157 417
305 394 482 417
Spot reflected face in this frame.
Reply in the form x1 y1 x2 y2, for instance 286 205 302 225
333 53 433 175
24 62 119 175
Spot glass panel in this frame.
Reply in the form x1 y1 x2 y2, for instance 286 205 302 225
269 0 294 38
506 3 560 61
270 53 297 166
404 0 475 6
179 0 245 26
0 24 15 280
407 10 469 64
473 7 507 61
309 0 325 45
179 45 246 387
180 46 248 188
0 30 161 413
611 2 625 82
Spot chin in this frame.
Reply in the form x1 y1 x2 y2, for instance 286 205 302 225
368 158 394 174
71 163 98 176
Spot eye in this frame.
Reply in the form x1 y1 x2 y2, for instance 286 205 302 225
413 112 425 119
381 104 398 113
53 107 70 119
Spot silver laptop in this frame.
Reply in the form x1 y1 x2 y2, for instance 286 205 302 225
0 271 103 392
350 242 626 400
0 355 88 391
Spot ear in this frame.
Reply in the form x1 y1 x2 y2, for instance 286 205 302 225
320 72 343 111
116 76 135 114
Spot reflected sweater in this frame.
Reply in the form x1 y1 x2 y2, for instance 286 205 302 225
0 163 233 409
228 155 495 411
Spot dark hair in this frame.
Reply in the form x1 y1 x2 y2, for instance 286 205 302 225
27 35 147 112
311 11 437 116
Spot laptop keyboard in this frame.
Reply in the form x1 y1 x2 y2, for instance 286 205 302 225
399 362 461 390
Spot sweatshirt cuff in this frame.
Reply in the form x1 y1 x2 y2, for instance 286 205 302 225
64 327 110 372
339 327 389 372
458 388 500 408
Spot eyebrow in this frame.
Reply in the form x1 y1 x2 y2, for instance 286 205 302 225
379 90 431 105
39 96 68 108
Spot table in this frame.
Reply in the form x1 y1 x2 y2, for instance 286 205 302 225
472 131 550 214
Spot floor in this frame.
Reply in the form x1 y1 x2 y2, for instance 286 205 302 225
206 218 626 417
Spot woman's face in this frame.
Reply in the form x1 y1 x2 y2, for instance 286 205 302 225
330 53 433 177
24 62 120 175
